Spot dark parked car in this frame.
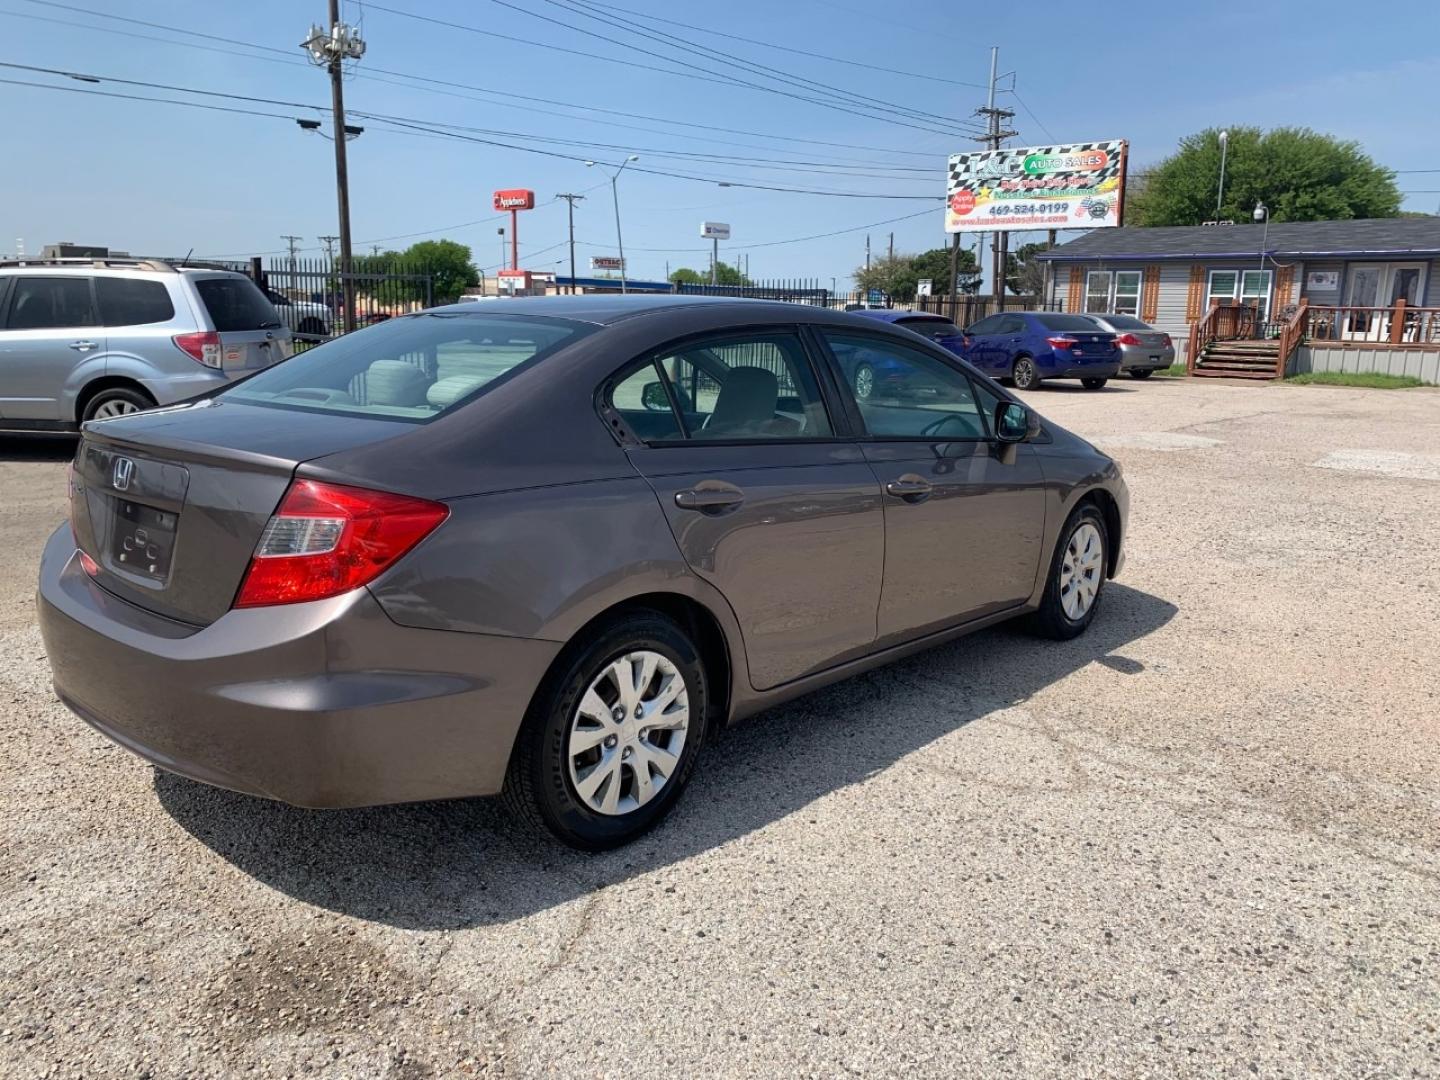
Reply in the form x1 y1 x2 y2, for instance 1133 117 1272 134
39 296 1128 850
838 310 968 400
1079 314 1175 378
962 311 1120 390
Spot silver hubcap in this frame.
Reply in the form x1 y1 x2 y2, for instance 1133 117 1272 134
568 650 690 816
93 399 140 420
855 365 874 399
1060 522 1103 620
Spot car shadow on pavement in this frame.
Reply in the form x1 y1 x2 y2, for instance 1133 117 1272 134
155 582 1177 930
0 435 77 461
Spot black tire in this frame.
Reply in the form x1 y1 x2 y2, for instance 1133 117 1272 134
503 611 709 850
1026 503 1108 641
298 317 327 337
1128 369 1154 380
81 386 155 423
1081 377 1108 390
854 362 875 401
1012 355 1040 391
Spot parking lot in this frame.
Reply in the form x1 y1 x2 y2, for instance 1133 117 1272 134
2 378 1437 1078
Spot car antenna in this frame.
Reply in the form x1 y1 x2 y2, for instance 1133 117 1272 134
179 248 193 267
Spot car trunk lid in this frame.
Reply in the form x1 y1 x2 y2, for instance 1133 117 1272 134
70 401 412 625
191 273 293 374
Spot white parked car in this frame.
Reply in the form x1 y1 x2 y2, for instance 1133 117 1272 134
263 287 333 337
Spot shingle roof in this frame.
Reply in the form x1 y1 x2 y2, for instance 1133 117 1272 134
1035 218 1440 261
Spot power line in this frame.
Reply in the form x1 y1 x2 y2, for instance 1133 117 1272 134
538 0 985 134
577 0 990 88
1006 89 1057 143
575 206 937 254
0 3 949 162
366 0 980 138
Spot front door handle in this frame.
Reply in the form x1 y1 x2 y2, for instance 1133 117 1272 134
675 486 744 513
885 475 933 503
68 340 98 352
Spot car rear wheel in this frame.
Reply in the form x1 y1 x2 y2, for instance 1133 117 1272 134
83 386 155 422
1128 369 1154 380
1026 504 1108 640
854 362 875 400
1012 356 1040 391
298 317 327 337
1081 377 1108 390
504 611 708 850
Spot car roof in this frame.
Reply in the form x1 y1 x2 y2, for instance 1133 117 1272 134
848 309 955 324
423 294 873 327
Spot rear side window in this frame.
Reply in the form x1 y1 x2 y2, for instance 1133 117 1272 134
1100 314 1149 330
1038 313 1106 332
5 276 97 329
97 278 175 326
194 276 281 331
224 313 587 421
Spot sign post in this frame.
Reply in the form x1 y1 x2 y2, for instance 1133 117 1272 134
492 189 536 271
700 222 731 286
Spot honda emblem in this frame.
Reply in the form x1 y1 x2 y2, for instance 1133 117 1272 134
112 457 135 492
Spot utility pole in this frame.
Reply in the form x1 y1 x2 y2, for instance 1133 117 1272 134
281 235 302 291
888 232 894 260
974 46 1017 313
865 234 871 271
317 234 338 260
555 193 585 294
302 5 365 333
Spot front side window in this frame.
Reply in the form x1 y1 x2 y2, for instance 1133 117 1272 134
897 317 961 341
823 331 986 441
966 314 1004 336
619 333 832 442
5 276 96 329
97 278 175 326
226 313 587 421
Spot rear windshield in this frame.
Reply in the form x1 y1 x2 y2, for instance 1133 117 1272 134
897 317 961 340
222 313 588 422
195 276 283 332
1097 314 1151 330
1038 313 1109 332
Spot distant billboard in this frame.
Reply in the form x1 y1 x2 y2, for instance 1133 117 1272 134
700 221 731 240
590 255 624 271
493 189 536 211
945 140 1127 232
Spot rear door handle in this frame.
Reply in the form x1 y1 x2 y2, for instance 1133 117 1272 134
675 486 744 513
885 476 933 503
68 340 98 352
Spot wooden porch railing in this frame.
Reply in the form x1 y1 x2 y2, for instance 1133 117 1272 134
1274 301 1309 377
1302 300 1440 347
1186 301 1261 373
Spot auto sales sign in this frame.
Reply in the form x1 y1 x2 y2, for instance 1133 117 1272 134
945 140 1127 232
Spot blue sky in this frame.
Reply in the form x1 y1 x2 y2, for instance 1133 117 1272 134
2 0 1437 287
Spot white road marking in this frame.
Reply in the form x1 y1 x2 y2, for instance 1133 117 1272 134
1311 449 1440 482
1089 433 1222 452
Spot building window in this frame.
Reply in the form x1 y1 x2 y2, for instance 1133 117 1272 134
1084 270 1143 316
1206 269 1272 322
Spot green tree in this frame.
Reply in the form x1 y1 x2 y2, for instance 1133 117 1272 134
355 239 478 304
1005 242 1050 296
1129 126 1401 226
668 261 751 286
854 247 979 301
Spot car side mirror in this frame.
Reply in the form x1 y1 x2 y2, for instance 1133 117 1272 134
640 381 670 411
994 401 1034 443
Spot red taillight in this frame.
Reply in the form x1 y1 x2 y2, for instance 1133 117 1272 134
78 549 100 577
1115 333 1142 346
234 480 449 608
1162 333 1173 346
1046 336 1077 349
173 330 222 369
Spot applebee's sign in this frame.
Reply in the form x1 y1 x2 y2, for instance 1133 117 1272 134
493 189 536 211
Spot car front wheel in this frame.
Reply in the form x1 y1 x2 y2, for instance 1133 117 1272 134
504 611 708 850
1027 504 1108 640
1012 356 1040 391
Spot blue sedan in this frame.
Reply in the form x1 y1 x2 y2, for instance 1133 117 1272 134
961 311 1120 390
842 310 968 400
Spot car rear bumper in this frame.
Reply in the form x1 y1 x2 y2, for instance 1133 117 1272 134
37 525 560 808
1118 343 1176 371
1050 360 1121 379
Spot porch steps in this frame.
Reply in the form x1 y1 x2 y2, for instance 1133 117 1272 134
1193 339 1282 380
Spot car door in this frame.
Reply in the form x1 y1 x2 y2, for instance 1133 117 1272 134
814 327 1048 643
994 313 1029 376
0 275 101 421
606 329 884 691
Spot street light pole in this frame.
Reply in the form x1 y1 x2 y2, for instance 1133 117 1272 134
588 156 639 294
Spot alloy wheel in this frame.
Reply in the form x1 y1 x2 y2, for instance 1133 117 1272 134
1013 358 1037 390
1059 522 1104 620
92 399 141 420
854 364 875 400
567 650 690 816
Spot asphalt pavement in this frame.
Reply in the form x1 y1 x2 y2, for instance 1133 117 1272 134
2 378 1437 1078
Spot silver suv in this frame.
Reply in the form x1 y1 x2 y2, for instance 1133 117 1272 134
0 257 292 430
